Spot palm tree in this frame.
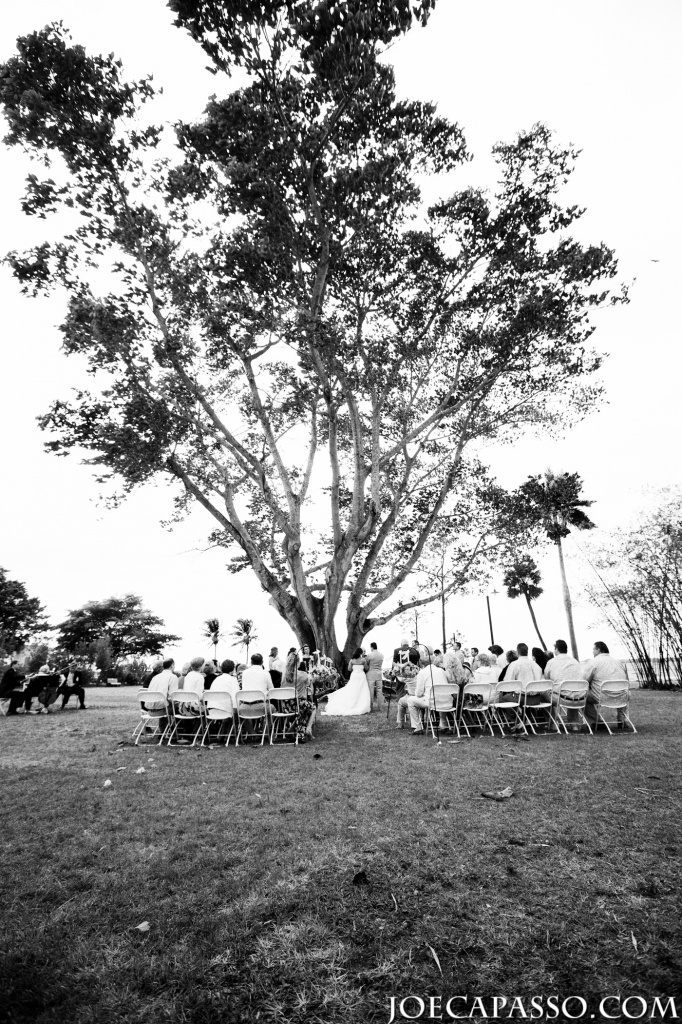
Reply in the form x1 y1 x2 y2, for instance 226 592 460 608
503 555 548 650
519 470 595 659
230 617 258 662
202 617 223 660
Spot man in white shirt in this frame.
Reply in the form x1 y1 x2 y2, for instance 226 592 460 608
583 641 629 725
240 653 274 694
505 643 542 686
405 654 451 734
544 639 584 729
147 658 178 700
211 659 239 700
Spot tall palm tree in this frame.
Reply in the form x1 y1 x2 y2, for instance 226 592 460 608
230 617 258 662
503 555 548 649
519 470 595 659
202 617 223 661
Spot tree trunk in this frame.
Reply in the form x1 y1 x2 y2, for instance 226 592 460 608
524 594 547 650
556 538 579 659
441 583 446 652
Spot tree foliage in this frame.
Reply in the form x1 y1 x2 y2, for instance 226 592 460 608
55 594 179 662
230 617 258 660
0 567 48 654
503 554 547 649
0 6 624 669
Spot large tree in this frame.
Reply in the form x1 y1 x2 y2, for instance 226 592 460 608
0 567 48 654
0 5 623 671
503 554 547 650
55 594 179 663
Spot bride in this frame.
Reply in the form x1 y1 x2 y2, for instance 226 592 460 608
322 647 371 716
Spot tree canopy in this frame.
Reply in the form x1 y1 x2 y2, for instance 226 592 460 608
55 594 179 662
0 3 624 669
0 567 48 654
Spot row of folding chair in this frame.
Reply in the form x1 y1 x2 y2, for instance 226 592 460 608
132 687 303 747
414 679 635 738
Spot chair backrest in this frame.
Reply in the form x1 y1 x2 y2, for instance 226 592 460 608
462 682 491 707
493 681 522 705
267 688 298 714
169 689 203 717
236 689 267 719
138 688 167 712
524 681 552 701
599 679 630 707
558 679 589 706
432 683 459 711
204 692 234 716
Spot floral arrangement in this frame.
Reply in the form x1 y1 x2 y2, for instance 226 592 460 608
310 664 339 695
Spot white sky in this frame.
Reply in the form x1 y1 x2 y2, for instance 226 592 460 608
1 0 680 662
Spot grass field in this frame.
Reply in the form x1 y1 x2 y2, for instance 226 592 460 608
0 688 680 1023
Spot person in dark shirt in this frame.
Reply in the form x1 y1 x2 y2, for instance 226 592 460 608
0 661 27 714
58 661 87 710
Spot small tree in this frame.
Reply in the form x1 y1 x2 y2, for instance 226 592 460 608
518 471 595 659
0 567 48 655
503 555 547 650
56 595 179 664
230 618 258 662
202 617 223 660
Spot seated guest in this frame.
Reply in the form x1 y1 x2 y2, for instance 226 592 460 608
24 664 60 714
497 650 518 682
203 660 219 690
211 659 239 700
394 648 420 711
183 657 206 697
280 658 316 742
147 658 178 700
240 653 274 694
404 652 451 735
0 660 27 714
473 651 501 685
532 647 550 674
543 639 584 731
443 647 466 685
488 644 507 671
504 643 542 685
142 661 162 688
177 661 191 689
58 661 87 710
433 648 444 668
583 641 629 725
268 647 285 687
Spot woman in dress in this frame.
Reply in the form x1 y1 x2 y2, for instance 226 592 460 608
322 647 371 717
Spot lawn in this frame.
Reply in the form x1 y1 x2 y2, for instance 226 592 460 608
0 689 680 1023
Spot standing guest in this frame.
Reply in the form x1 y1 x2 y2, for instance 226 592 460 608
505 644 542 685
183 657 206 698
241 653 274 694
58 661 87 710
0 660 27 714
147 658 178 700
366 642 385 710
470 647 481 671
282 657 316 742
583 641 630 726
268 647 285 687
299 645 314 673
392 636 411 666
544 639 584 731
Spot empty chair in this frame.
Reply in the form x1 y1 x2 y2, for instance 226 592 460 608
460 682 494 737
167 689 205 746
235 689 269 746
591 679 636 734
522 681 557 735
132 688 170 745
489 681 526 737
267 686 298 744
202 691 235 746
555 679 592 735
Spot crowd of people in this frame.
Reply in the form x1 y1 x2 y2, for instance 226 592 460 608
0 660 87 714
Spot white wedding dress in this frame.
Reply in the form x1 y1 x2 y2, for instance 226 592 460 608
322 662 371 716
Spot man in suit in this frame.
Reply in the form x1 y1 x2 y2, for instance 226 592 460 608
58 660 87 710
0 660 27 714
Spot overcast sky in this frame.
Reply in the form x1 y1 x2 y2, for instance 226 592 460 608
1 0 680 662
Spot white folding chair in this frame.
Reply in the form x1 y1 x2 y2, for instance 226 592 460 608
267 686 299 744
489 681 526 736
132 688 170 745
592 679 636 734
522 681 557 735
426 683 461 737
0 698 11 717
235 689 268 745
167 689 205 746
460 682 494 737
202 692 235 746
555 679 592 735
